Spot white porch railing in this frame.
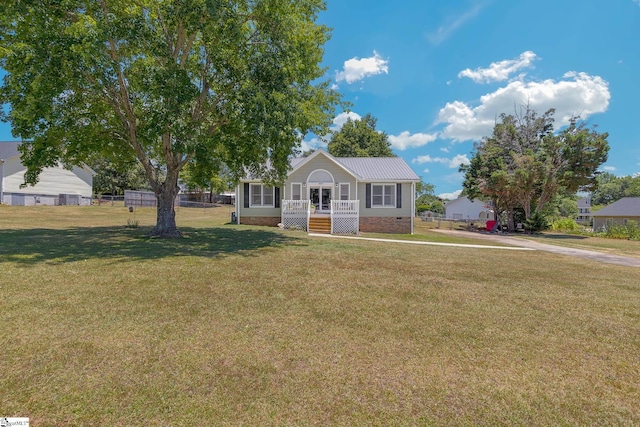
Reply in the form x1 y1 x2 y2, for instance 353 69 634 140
331 200 359 235
281 200 309 231
281 199 360 234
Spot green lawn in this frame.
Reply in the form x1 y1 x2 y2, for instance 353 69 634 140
1 205 639 425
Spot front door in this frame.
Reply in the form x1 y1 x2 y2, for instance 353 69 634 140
309 186 332 212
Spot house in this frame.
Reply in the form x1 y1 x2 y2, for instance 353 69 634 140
592 197 640 231
0 142 94 206
576 196 592 223
235 149 420 234
444 196 493 221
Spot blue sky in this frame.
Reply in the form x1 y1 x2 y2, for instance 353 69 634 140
309 0 640 198
1 1 639 199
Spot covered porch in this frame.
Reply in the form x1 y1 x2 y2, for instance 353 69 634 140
281 199 359 234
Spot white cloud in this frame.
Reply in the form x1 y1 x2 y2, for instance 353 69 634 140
440 147 450 153
438 190 462 200
335 51 389 84
389 131 438 151
603 166 616 172
458 51 538 84
301 111 362 150
332 111 362 130
412 153 470 168
427 4 483 46
423 168 430 173
437 72 610 142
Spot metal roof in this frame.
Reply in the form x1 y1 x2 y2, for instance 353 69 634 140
592 197 640 217
334 157 420 181
0 142 20 160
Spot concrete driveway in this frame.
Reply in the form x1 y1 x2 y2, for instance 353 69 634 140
430 229 640 268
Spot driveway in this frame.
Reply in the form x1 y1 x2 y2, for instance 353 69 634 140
430 229 640 268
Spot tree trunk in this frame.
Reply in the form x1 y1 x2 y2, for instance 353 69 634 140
150 178 182 238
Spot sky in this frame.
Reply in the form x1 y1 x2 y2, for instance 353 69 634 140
1 1 639 199
306 0 640 199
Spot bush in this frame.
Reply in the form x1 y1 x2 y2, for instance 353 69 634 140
523 211 548 233
551 218 580 232
605 220 640 240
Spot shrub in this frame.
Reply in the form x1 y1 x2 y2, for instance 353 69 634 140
551 218 580 232
605 220 640 240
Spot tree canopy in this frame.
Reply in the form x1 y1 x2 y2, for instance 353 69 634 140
0 0 340 236
461 106 609 231
327 113 394 157
590 172 640 206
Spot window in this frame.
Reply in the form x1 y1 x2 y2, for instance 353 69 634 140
339 183 350 200
250 184 274 207
372 184 395 207
291 183 302 200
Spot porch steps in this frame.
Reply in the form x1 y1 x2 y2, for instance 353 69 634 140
308 216 331 234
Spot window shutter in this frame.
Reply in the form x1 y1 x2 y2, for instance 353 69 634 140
244 183 249 208
366 183 371 208
274 187 280 208
396 183 402 208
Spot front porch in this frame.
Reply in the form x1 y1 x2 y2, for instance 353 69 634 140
281 200 359 234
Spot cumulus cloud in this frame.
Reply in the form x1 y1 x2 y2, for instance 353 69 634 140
438 189 462 200
603 166 616 172
437 71 610 142
300 111 362 150
412 153 470 168
458 51 538 83
389 131 438 151
331 111 362 130
335 51 389 84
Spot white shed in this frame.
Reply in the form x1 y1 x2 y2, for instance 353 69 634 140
444 196 493 221
1 142 94 206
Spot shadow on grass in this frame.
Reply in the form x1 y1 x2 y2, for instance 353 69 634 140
0 225 305 265
534 233 588 240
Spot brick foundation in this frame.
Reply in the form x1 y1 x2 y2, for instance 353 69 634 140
359 217 412 234
240 216 281 227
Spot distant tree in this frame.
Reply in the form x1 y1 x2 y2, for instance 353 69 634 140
591 173 640 206
0 0 340 237
414 180 444 214
92 157 149 196
327 114 394 157
461 106 609 231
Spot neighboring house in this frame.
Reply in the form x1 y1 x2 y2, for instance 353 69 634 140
592 197 640 231
576 196 592 223
0 142 94 206
444 196 493 221
235 149 420 234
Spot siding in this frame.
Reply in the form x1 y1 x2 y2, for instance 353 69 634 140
358 182 413 217
3 158 93 197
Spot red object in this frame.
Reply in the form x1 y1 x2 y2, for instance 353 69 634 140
486 220 497 232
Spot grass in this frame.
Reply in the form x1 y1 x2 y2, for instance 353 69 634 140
1 205 639 425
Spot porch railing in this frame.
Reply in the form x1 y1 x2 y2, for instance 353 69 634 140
281 200 309 231
280 199 360 234
331 200 359 235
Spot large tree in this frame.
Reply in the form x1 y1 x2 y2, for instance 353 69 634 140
0 0 340 236
461 106 609 231
327 113 394 157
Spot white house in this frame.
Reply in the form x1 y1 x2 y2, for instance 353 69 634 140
444 196 493 221
236 149 421 234
0 142 94 206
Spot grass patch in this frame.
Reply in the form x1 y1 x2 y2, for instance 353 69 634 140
518 232 640 259
1 205 639 425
